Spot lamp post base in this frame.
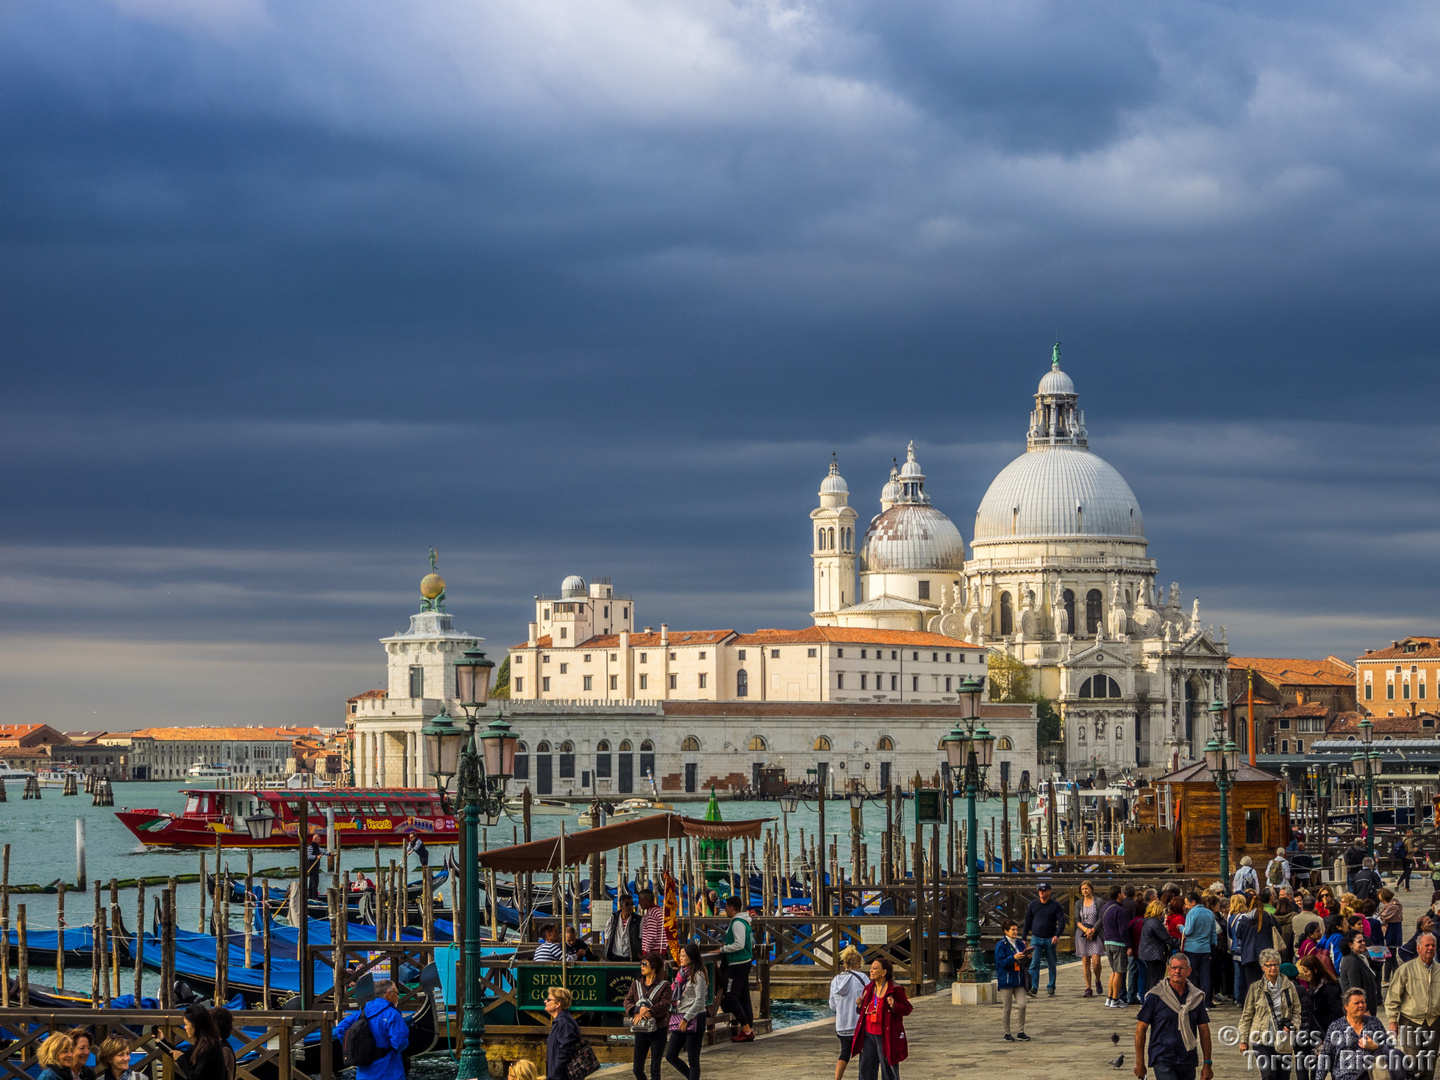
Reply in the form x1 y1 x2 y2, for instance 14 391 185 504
951 978 998 1005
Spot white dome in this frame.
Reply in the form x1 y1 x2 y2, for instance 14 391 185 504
880 467 902 504
1039 367 1075 395
898 441 924 479
560 575 587 597
819 460 848 494
973 446 1145 544
860 504 966 573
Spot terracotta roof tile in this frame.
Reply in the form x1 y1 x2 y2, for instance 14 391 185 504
511 635 554 649
1327 711 1434 735
1271 703 1330 719
1228 656 1355 685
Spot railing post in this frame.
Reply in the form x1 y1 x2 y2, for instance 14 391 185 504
278 1017 292 1080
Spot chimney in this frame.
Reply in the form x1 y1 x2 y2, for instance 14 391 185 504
660 623 669 645
644 627 653 633
620 631 630 651
527 622 538 646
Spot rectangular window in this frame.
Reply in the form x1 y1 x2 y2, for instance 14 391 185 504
1281 740 1289 753
623 607 629 618
542 677 551 692
861 649 867 659
738 650 746 660
1245 809 1264 845
932 676 940 691
771 649 780 658
409 666 424 698
891 651 897 660
1388 683 1395 700
945 652 952 662
808 648 817 658
1365 682 1373 700
560 627 567 639
1278 718 1290 729
932 652 939 662
837 648 844 657
513 753 529 780
583 675 593 691
860 674 868 689
1403 683 1411 699
559 663 568 674
543 608 550 620
640 653 647 663
945 676 952 692
583 653 592 662
610 675 618 690
837 673 845 689
912 651 919 661
1422 683 1428 699
698 673 707 688
610 653 617 661
559 752 575 778
604 605 609 617
514 677 523 693
639 674 648 690
918 580 930 600
912 675 919 691
596 753 612 778
543 654 550 663
699 651 707 659
891 675 897 690
670 652 676 660
669 674 677 690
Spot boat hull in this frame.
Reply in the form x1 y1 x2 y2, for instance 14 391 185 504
116 809 459 849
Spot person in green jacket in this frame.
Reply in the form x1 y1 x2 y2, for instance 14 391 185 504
721 895 756 1042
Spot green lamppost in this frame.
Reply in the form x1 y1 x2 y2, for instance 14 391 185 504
1351 717 1379 859
1203 699 1239 894
942 675 993 981
422 647 515 1080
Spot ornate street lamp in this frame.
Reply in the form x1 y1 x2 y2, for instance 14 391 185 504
1352 717 1378 858
943 675 993 981
244 807 276 842
447 647 508 1080
1203 699 1237 893
421 709 466 794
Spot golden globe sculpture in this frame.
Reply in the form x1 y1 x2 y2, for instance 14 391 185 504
420 573 446 600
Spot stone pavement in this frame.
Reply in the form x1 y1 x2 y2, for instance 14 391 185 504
596 886 1433 1079
598 957 1251 1080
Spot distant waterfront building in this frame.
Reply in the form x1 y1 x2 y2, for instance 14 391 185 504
1355 636 1440 717
101 727 324 781
1224 655 1357 755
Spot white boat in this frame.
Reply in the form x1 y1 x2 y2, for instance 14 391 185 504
0 760 32 782
578 797 674 828
503 797 576 818
36 768 81 787
185 761 236 779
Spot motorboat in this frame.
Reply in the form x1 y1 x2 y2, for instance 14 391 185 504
186 761 236 778
503 797 576 818
0 760 32 782
578 797 674 828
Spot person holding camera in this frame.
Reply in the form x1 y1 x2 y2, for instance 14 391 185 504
1240 949 1302 1080
995 919 1033 1041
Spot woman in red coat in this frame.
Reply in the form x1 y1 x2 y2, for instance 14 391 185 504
849 956 912 1080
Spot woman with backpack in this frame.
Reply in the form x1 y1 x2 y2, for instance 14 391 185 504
829 946 869 1077
850 956 912 1080
625 952 672 1080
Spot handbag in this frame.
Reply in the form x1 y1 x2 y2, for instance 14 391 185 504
565 1041 601 1080
628 982 658 1033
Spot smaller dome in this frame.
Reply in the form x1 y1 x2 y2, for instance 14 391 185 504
880 466 902 505
560 575 586 598
898 441 924 480
819 456 848 494
1039 367 1075 395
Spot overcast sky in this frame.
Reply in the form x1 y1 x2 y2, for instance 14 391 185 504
3 0 1438 731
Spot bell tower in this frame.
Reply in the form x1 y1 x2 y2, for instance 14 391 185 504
811 455 858 625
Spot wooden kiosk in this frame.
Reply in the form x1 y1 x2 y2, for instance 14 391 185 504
1143 760 1287 878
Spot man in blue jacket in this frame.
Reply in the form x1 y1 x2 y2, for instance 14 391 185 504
1022 882 1068 997
335 979 410 1080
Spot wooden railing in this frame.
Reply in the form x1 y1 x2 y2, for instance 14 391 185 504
0 1010 332 1080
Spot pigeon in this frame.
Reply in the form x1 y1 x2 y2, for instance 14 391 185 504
1112 1033 1121 1045
1109 1055 1126 1069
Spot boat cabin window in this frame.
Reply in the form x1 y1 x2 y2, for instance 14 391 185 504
186 795 202 814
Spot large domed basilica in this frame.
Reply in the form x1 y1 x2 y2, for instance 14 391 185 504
812 344 1230 775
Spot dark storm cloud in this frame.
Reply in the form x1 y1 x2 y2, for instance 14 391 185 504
2 0 1439 726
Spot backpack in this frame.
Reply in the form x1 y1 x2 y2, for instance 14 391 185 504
1320 932 1345 973
1393 838 1407 861
1268 860 1285 885
344 1004 395 1068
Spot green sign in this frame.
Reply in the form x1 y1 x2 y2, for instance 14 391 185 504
517 961 716 1012
914 787 947 825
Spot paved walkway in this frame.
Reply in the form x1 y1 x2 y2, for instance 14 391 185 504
597 886 1433 1079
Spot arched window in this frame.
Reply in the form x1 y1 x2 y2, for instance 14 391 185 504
516 741 529 753
876 736 894 751
736 669 748 697
681 736 701 751
1063 589 1076 634
828 527 835 549
536 741 551 753
999 591 1013 636
560 740 575 753
814 735 832 751
619 739 633 752
748 735 767 751
996 736 1013 750
1078 675 1123 699
1086 589 1103 635
640 740 655 752
817 529 825 550
596 740 610 752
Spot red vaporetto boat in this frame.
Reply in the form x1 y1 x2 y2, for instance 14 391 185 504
116 787 459 849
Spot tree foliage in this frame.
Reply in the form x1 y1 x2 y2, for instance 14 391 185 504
988 650 1062 747
490 655 511 699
